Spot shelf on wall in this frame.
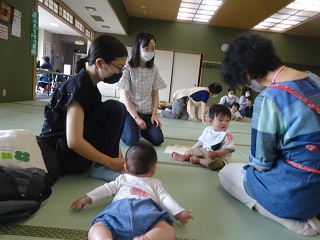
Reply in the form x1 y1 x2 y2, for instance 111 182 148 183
202 61 221 69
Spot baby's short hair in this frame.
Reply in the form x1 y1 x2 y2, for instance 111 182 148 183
209 104 231 120
232 102 240 110
125 143 157 175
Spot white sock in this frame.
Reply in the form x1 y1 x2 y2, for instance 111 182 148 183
307 218 320 233
254 203 318 236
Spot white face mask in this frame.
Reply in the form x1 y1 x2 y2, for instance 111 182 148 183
228 93 234 99
140 52 155 62
247 79 266 92
245 93 251 97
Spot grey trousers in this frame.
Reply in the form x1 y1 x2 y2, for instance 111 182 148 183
160 97 189 120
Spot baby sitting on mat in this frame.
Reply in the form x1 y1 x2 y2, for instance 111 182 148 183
172 104 234 170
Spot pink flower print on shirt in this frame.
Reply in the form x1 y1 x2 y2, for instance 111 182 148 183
306 145 319 152
226 132 233 141
131 187 149 198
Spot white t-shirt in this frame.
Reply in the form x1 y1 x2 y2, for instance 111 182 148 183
198 126 235 163
86 174 184 217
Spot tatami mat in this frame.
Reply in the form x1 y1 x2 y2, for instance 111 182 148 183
0 100 316 240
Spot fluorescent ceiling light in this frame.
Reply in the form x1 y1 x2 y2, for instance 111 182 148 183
184 0 201 3
75 40 84 45
270 27 285 32
195 14 212 20
254 26 269 30
252 0 320 33
180 3 198 9
275 24 293 29
178 12 194 18
278 9 298 15
177 0 225 23
49 22 60 27
271 13 290 19
199 5 219 11
281 19 300 25
179 8 197 13
296 11 318 17
193 18 210 22
265 18 282 23
258 22 274 27
177 16 193 21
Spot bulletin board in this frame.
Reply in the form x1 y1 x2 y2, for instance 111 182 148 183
0 1 14 23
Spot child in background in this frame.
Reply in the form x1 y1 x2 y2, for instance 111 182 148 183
230 103 243 121
172 104 234 170
71 143 193 240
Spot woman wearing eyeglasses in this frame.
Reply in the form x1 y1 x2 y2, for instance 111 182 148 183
38 35 128 183
116 32 167 147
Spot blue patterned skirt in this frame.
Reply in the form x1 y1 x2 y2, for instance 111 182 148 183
92 198 173 239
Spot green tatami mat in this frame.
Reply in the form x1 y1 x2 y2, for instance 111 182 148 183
0 165 314 240
0 100 318 240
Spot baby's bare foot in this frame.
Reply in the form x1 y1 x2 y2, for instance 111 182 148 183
171 152 186 162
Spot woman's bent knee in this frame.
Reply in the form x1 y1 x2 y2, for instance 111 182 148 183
150 135 164 146
121 135 139 147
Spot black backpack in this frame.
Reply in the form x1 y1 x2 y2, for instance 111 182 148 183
0 167 52 222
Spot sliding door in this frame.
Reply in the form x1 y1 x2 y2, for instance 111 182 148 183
169 52 202 102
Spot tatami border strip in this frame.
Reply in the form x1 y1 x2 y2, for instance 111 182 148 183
0 224 198 240
157 160 202 168
0 224 88 240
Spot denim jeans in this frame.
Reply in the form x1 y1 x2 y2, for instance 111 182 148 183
121 112 164 146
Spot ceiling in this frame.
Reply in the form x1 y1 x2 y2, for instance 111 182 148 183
39 0 320 39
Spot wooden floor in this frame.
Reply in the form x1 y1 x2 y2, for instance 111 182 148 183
0 99 316 240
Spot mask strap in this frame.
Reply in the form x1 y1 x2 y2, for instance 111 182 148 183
105 63 114 75
272 66 285 83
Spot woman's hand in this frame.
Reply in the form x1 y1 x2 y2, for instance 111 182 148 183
135 116 147 130
108 156 125 172
107 147 125 171
151 114 162 128
71 195 92 210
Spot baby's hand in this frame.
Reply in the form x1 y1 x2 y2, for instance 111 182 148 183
175 210 194 225
71 195 92 210
207 151 216 159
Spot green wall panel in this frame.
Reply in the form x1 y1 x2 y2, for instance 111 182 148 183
0 0 36 103
1 5 319 103
111 17 320 93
